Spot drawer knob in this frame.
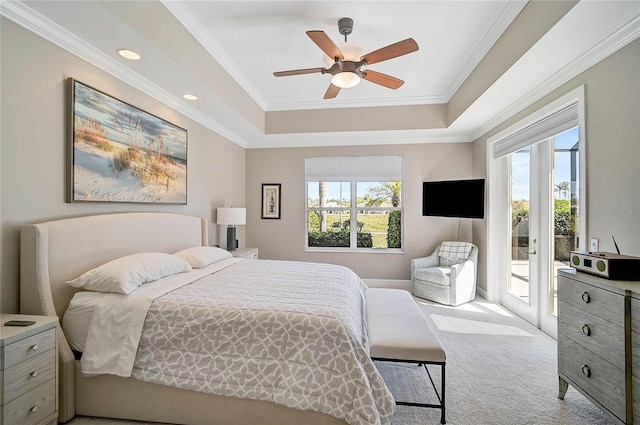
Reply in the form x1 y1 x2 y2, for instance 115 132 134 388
581 365 591 378
30 344 39 351
30 405 39 413
581 324 591 336
30 371 39 377
581 292 590 303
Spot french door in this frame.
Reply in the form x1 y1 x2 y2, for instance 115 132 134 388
487 87 586 339
502 139 554 335
500 128 581 338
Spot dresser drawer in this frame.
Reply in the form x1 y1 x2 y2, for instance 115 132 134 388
2 378 56 425
2 348 55 404
558 336 626 421
558 301 625 368
558 278 624 325
633 374 640 424
2 329 55 369
631 297 640 333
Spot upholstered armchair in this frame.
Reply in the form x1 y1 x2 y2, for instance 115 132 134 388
411 241 478 306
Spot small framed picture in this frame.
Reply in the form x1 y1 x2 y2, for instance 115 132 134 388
262 184 281 219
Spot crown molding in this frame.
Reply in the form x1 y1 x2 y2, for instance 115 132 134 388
250 129 472 149
162 0 269 111
266 94 444 112
0 0 249 148
3 0 637 150
441 0 527 102
470 14 640 142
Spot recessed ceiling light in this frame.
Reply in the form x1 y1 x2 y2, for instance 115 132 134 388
182 94 198 101
117 49 141 61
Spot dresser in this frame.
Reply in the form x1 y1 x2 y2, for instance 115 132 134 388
557 269 637 425
1 314 58 425
232 247 259 260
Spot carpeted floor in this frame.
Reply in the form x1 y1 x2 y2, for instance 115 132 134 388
68 296 615 425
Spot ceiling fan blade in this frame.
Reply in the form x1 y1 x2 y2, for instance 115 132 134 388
362 70 404 89
324 83 341 99
273 67 326 77
306 30 344 60
361 38 419 65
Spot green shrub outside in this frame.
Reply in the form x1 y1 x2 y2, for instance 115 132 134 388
308 210 320 229
308 230 373 248
511 199 575 236
387 210 401 248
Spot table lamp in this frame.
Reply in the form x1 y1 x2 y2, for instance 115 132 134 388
216 207 246 251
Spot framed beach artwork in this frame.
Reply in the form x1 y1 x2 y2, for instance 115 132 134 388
65 78 187 204
261 183 281 219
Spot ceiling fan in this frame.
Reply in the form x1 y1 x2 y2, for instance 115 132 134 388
273 18 419 99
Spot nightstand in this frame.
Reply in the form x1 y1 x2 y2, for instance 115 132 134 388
231 247 259 259
1 314 58 425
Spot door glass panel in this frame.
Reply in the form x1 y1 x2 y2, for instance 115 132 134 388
551 127 580 317
509 147 531 303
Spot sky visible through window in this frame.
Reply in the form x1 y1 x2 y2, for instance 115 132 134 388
511 127 579 201
308 182 384 203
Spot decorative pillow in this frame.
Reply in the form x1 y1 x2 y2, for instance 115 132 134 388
66 252 192 294
173 246 232 268
438 241 473 267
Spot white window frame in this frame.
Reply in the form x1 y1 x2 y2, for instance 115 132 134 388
305 156 404 253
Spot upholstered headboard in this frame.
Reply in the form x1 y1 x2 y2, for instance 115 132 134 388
20 212 208 422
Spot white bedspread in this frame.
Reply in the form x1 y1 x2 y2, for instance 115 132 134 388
72 258 240 376
67 259 394 425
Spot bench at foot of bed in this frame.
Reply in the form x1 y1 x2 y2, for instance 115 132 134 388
366 287 447 425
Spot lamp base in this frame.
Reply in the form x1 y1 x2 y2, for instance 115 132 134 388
226 226 238 251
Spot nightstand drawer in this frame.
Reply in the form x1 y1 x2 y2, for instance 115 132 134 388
2 378 56 425
3 329 55 369
3 348 55 404
558 301 625 368
557 278 624 325
558 336 626 421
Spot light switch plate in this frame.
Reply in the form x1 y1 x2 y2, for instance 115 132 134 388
590 238 599 252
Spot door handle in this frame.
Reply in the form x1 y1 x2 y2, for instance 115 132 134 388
528 238 537 255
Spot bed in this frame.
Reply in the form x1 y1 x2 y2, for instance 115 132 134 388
19 212 394 425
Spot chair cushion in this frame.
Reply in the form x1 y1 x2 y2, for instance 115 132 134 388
413 266 451 286
438 241 473 266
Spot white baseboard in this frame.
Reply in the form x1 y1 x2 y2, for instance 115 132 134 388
363 279 412 292
476 286 487 300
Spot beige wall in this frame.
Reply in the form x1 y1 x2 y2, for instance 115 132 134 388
0 19 246 313
246 143 474 280
472 39 640 293
3 16 637 312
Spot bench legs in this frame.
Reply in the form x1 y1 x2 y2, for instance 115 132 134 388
373 358 446 424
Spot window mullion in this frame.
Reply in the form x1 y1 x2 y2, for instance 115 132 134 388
349 181 357 249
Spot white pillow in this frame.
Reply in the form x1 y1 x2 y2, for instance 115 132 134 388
66 252 192 294
173 246 232 268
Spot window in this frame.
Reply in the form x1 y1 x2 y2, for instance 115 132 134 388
305 156 403 251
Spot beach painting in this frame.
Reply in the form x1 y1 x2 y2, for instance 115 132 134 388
66 79 187 204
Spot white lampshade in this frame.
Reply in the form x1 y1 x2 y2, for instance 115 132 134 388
216 207 246 226
331 72 361 89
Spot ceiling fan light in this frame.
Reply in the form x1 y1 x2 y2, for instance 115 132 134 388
331 72 361 89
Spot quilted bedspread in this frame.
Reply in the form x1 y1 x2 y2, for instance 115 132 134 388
131 259 395 425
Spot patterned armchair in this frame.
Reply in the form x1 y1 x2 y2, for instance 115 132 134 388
411 241 478 306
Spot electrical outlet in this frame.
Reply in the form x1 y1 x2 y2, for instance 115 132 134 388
590 238 599 252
